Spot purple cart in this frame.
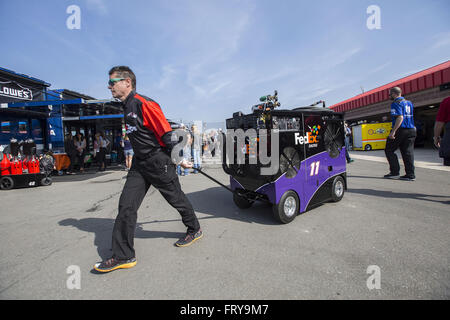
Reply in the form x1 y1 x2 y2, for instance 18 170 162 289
219 99 347 224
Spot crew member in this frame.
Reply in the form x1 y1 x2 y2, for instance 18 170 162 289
94 66 202 273
384 87 416 181
434 96 450 166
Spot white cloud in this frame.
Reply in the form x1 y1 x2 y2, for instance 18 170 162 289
368 61 391 74
180 10 252 99
36 24 105 66
84 0 109 15
430 31 450 50
320 47 362 68
157 65 177 90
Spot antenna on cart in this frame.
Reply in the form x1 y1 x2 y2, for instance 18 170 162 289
292 100 327 111
309 100 326 108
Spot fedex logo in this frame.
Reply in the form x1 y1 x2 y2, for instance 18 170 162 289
294 125 320 145
294 132 317 145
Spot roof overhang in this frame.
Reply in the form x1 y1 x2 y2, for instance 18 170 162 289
330 60 450 113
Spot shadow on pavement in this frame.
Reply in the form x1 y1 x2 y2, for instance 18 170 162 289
51 167 127 183
347 175 388 180
58 218 185 261
58 183 280 265
347 188 450 205
186 186 278 226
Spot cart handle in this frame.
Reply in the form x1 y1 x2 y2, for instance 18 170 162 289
196 167 234 194
196 167 272 204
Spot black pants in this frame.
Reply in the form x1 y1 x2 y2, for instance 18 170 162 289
111 150 200 260
439 122 450 166
77 151 85 170
97 147 107 169
117 145 125 164
67 151 77 172
385 128 416 176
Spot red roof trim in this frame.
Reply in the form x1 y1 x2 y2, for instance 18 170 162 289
330 60 450 110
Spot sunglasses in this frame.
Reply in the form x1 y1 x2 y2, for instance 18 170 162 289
108 78 126 86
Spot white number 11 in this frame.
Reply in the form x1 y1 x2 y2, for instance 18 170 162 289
310 161 320 176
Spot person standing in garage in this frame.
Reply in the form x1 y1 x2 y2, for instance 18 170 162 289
434 96 450 166
64 134 77 175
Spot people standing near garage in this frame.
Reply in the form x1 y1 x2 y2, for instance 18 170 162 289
93 133 100 166
94 66 202 273
95 132 109 172
123 134 134 170
433 96 450 166
113 132 125 166
74 133 86 173
191 124 202 173
64 134 77 175
99 132 109 171
344 122 354 163
384 87 416 181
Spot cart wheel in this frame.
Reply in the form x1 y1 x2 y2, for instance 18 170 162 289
0 176 14 190
272 190 299 224
331 176 345 202
40 177 52 186
233 191 253 209
364 144 372 151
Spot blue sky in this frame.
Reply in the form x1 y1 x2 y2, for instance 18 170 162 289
0 0 449 123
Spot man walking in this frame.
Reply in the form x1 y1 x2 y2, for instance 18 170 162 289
94 66 202 273
344 122 354 163
384 87 416 181
434 96 450 166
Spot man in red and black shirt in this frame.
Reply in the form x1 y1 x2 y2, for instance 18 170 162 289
434 96 450 166
94 66 202 273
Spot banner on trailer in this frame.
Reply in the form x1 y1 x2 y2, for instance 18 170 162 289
0 77 44 103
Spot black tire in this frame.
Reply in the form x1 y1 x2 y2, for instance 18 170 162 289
331 176 345 202
272 190 299 224
233 191 253 209
364 144 372 151
40 177 52 186
0 176 14 190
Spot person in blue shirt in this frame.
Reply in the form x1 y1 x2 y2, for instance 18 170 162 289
384 87 416 181
122 134 134 170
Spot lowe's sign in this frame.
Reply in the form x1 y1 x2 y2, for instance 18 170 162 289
0 82 33 101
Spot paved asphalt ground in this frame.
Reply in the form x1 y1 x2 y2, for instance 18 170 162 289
0 150 449 300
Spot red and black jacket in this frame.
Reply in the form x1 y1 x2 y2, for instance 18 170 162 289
122 91 174 159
